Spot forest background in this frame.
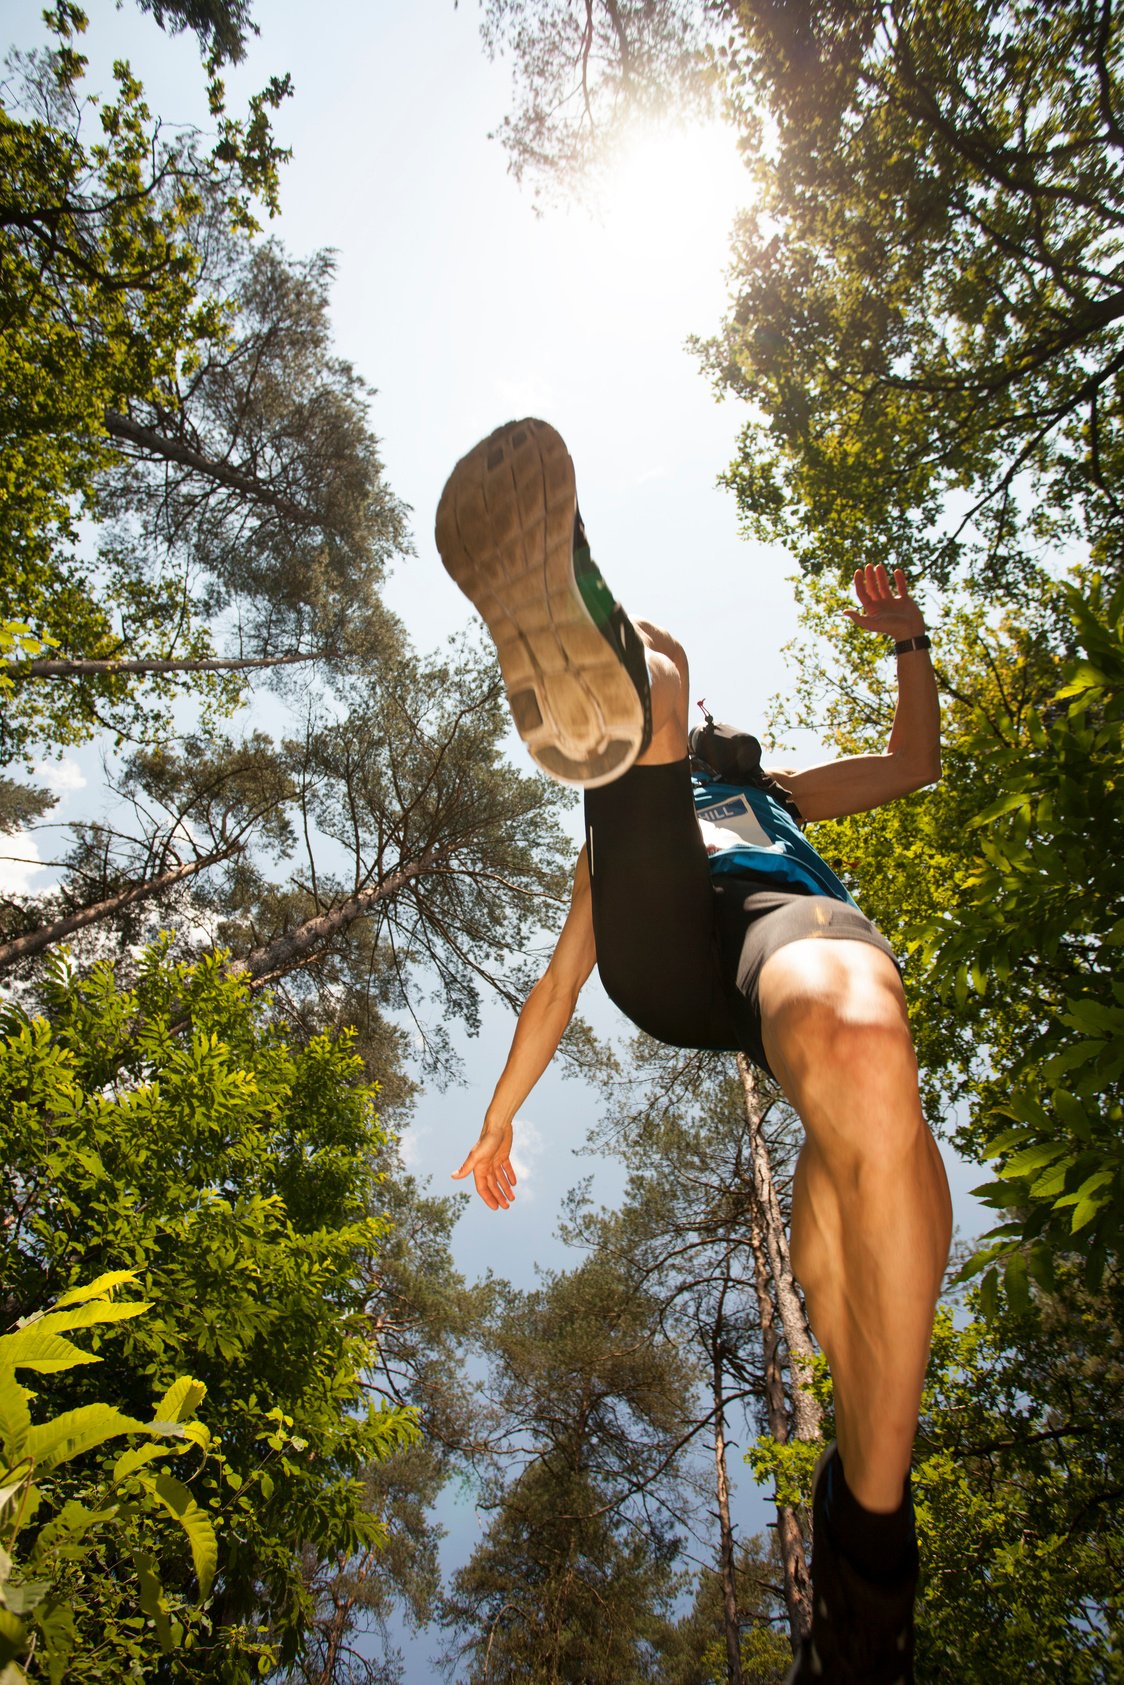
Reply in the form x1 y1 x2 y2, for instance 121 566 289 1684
1 0 1122 1682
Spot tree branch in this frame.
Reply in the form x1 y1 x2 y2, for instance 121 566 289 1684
0 838 242 971
103 409 316 524
17 652 319 678
235 849 442 989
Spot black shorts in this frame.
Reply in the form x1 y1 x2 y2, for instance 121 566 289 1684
583 758 897 1073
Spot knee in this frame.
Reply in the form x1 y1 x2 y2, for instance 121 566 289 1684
767 987 923 1162
633 618 690 750
822 1005 918 1100
634 618 688 683
776 990 915 1083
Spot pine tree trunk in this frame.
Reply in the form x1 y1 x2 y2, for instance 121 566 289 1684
747 1201 814 1645
232 849 439 988
711 1287 744 1685
736 1053 822 1441
0 839 242 971
19 652 318 678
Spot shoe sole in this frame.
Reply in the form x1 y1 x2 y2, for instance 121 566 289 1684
435 418 649 788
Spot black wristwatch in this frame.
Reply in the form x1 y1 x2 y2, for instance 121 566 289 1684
893 634 932 656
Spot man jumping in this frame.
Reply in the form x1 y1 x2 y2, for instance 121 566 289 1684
436 418 952 1685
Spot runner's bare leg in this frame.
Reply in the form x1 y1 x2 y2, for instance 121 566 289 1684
759 941 952 1511
631 619 692 765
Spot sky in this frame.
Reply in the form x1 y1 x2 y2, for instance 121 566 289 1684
3 2 990 1677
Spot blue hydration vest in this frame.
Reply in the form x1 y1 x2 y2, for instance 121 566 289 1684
692 774 856 907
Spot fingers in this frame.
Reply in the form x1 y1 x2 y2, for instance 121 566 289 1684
451 1141 518 1211
475 1155 516 1211
853 563 912 611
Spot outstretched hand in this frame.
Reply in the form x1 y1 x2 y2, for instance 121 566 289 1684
846 564 926 642
453 1121 517 1211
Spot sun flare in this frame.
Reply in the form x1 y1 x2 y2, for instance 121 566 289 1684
580 119 751 311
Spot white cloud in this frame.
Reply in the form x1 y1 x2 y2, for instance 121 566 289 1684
398 1119 429 1172
509 1116 545 1204
33 757 87 796
0 832 48 896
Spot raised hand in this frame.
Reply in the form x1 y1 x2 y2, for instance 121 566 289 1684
845 564 927 643
453 1119 517 1210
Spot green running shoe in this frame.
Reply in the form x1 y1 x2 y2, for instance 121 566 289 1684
435 418 652 788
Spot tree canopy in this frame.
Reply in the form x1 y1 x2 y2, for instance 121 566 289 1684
1 12 395 766
914 1269 1124 1681
1 10 589 1673
441 1254 693 1684
707 0 1124 592
0 946 417 1674
478 0 719 187
481 0 1124 592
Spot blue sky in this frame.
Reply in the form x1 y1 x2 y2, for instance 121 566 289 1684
3 3 989 1676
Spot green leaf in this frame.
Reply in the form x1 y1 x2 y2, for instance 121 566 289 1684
50 1271 139 1309
4 1299 152 1355
978 1268 1000 1322
1003 1253 1029 1315
969 791 1033 827
997 1141 1068 1179
0 1328 101 1378
1055 1169 1115 1209
0 1581 48 1616
131 1549 174 1655
1070 1193 1110 1234
994 1091 1052 1130
31 1599 77 1685
0 1604 28 1664
1052 1091 1094 1139
0 1475 33 1531
0 1375 32 1456
151 1377 206 1427
151 1472 217 1599
1041 1041 1108 1080
1026 1245 1057 1294
24 1404 148 1474
1030 1158 1075 1200
1060 998 1124 1036
29 1500 117 1563
112 1442 171 1485
1054 662 1109 699
983 1127 1027 1157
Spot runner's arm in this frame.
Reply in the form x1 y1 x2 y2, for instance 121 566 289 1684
453 848 597 1210
767 565 941 822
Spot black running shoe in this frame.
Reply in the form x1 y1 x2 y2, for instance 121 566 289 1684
435 418 652 788
786 1445 918 1685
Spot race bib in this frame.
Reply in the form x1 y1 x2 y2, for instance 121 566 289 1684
696 792 784 854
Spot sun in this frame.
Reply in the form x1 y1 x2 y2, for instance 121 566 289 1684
580 117 751 312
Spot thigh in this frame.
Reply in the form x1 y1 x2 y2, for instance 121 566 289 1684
716 882 899 1075
584 759 740 1050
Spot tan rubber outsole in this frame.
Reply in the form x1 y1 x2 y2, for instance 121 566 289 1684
435 418 647 788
